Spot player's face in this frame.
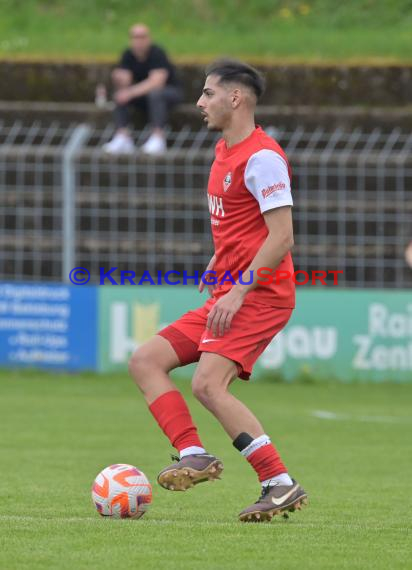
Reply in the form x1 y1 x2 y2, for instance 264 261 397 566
196 75 233 131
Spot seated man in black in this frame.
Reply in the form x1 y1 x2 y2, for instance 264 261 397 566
103 23 183 155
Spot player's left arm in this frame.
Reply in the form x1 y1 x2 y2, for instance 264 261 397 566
206 207 293 336
234 206 294 295
207 149 294 337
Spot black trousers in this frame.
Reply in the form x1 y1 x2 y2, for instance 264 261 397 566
114 85 183 129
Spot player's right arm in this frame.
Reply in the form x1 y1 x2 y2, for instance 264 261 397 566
199 254 216 296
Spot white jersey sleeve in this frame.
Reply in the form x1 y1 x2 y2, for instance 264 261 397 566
244 149 293 213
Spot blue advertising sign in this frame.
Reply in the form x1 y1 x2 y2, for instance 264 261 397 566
0 283 97 370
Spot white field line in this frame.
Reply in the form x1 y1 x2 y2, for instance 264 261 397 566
311 410 411 424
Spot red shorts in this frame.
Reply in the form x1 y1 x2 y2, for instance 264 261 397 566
158 297 292 380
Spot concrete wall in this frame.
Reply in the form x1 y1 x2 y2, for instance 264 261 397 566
1 60 411 106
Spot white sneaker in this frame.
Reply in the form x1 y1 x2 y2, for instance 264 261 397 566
102 133 135 155
141 133 166 155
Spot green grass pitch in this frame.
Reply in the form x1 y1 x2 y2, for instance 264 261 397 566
0 370 411 569
1 0 412 62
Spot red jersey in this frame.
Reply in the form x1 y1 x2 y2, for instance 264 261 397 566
206 125 295 308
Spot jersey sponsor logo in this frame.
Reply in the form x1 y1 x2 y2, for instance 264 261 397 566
207 194 225 217
261 182 286 199
223 172 232 192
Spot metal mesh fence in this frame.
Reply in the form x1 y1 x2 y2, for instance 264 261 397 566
1 120 411 288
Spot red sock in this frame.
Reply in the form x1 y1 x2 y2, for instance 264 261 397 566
247 443 287 482
149 390 204 453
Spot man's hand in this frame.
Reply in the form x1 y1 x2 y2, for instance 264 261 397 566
199 254 216 297
114 88 133 105
206 287 245 337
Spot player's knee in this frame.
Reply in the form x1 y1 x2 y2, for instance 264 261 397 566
192 379 211 406
128 348 155 385
192 373 222 408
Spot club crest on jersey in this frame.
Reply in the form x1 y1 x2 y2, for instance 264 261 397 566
223 172 232 192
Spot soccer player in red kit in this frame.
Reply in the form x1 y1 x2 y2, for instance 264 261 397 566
129 59 307 522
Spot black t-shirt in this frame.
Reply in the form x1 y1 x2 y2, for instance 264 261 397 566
119 45 180 88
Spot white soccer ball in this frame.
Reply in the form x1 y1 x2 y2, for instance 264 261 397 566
92 464 152 519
